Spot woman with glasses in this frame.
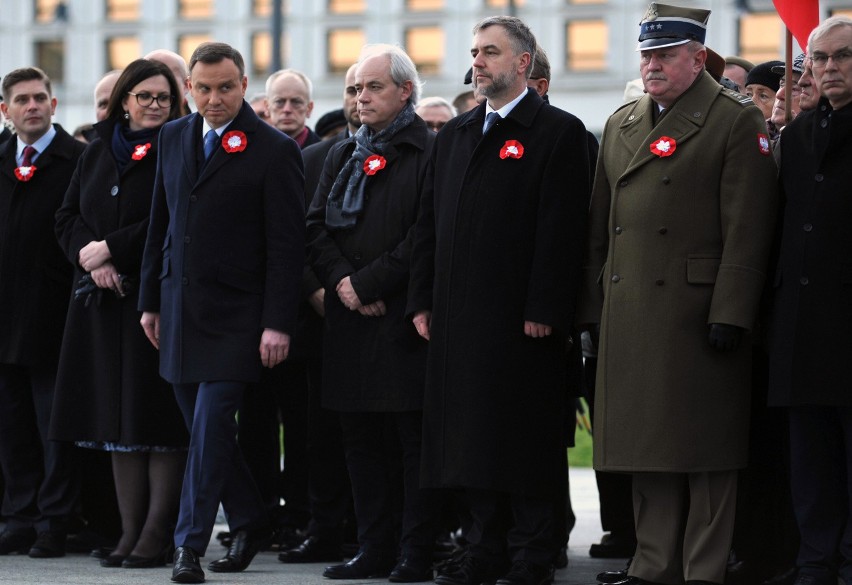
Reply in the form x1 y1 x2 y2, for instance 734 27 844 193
50 59 187 569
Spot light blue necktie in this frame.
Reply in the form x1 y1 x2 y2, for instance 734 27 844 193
483 111 501 134
203 129 218 159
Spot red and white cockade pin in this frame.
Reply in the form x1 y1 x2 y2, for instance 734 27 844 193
757 133 770 156
650 136 676 157
222 130 248 153
363 154 386 175
131 143 152 160
499 140 524 159
14 165 36 182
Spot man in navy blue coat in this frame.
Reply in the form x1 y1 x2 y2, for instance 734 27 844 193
138 42 305 584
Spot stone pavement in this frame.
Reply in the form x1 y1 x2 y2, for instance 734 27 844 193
0 468 629 585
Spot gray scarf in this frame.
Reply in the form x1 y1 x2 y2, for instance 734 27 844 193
325 102 416 230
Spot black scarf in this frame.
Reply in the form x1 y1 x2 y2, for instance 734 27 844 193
111 123 157 173
325 102 416 230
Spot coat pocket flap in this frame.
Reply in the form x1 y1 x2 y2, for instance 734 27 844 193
686 256 720 284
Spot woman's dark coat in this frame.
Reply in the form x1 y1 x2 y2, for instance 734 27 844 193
307 116 433 412
50 120 187 447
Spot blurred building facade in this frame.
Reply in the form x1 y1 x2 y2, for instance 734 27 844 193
1 0 850 134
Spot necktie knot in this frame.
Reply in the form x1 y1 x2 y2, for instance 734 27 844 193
21 145 37 167
203 129 218 160
484 111 501 134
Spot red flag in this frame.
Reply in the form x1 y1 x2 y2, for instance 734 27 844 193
773 0 820 50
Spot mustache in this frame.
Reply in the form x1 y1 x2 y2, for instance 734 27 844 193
644 73 667 81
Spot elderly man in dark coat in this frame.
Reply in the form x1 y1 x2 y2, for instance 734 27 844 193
578 4 778 585
306 44 435 583
769 16 852 585
0 67 85 558
408 16 590 585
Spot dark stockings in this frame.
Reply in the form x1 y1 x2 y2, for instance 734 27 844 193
111 451 186 558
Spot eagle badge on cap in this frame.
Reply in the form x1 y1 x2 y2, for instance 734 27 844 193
644 4 659 21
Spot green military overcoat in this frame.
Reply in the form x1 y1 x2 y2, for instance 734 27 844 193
578 72 778 472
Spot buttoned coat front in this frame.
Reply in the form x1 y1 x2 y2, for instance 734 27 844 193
578 72 778 472
307 117 433 412
769 99 852 407
0 126 85 366
138 102 305 384
51 121 187 446
408 90 590 497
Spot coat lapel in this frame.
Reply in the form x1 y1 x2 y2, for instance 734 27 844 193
619 72 718 178
195 101 260 187
180 114 201 186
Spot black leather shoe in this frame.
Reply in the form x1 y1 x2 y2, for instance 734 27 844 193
122 543 172 568
598 569 630 584
323 550 395 579
171 546 205 583
90 546 115 559
207 529 268 573
0 528 36 555
435 554 506 585
495 561 553 585
28 531 66 558
278 535 342 563
100 553 126 567
389 557 434 583
590 533 637 559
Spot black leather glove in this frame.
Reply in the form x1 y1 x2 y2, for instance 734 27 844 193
708 323 745 352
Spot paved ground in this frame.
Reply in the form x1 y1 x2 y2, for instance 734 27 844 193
0 468 628 585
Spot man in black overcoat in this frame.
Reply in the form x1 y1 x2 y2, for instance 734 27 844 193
0 67 85 557
769 16 852 585
408 16 590 585
277 61 361 565
138 42 305 584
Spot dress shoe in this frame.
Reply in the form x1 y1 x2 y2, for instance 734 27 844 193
90 546 115 559
207 529 269 573
100 553 126 567
122 543 172 568
171 546 205 583
590 533 637 559
389 557 434 583
323 550 396 579
278 535 342 563
435 554 507 585
28 531 66 558
598 569 630 584
0 528 36 555
495 560 553 585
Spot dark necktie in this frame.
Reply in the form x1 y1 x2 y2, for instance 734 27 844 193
21 145 37 167
203 129 217 160
483 111 501 134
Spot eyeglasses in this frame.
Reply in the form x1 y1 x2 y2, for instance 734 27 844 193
127 91 175 108
425 121 446 132
810 48 852 69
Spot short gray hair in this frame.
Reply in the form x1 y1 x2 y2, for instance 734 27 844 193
358 44 423 106
265 69 313 100
416 96 457 117
809 15 852 51
473 16 537 79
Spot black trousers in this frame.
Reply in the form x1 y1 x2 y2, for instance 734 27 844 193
0 363 79 533
339 411 434 559
788 404 852 584
467 488 555 567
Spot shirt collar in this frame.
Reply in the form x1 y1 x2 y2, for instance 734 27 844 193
16 124 57 165
202 118 233 138
484 86 529 130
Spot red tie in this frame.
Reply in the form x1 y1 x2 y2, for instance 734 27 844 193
21 145 37 167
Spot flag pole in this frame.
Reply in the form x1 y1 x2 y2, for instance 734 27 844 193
785 28 793 124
